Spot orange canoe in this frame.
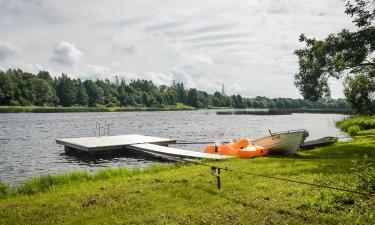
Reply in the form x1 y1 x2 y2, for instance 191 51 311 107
204 138 269 159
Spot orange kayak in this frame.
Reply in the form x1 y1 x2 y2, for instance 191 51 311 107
204 138 269 159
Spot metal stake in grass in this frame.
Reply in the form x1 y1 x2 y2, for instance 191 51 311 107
211 167 221 190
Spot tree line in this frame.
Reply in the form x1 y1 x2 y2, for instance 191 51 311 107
0 69 350 109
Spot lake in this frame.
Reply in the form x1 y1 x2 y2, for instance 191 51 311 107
0 110 347 184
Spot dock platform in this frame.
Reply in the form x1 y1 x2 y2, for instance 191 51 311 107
56 134 229 160
56 134 177 152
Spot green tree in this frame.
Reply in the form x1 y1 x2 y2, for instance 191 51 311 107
344 74 375 114
55 74 77 106
37 71 53 84
32 78 57 106
186 88 198 108
76 81 89 106
0 71 15 105
84 80 104 106
294 0 375 114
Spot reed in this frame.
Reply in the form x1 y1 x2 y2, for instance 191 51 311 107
0 182 11 199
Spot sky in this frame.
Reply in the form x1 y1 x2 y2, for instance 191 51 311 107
0 0 355 98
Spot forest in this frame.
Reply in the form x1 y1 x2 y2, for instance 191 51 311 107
0 69 350 109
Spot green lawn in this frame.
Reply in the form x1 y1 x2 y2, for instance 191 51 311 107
1 137 375 225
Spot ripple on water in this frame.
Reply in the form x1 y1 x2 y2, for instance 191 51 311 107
0 110 347 184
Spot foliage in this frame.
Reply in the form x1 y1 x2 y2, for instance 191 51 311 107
352 155 375 193
76 81 89 106
0 68 351 110
345 0 375 28
294 0 375 114
348 125 361 136
55 74 77 106
344 74 375 114
83 80 104 106
336 116 375 136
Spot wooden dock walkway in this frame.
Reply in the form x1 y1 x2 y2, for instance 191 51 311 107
129 143 231 160
56 134 229 160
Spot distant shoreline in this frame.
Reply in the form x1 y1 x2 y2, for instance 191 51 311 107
0 105 195 113
216 108 353 115
0 106 353 114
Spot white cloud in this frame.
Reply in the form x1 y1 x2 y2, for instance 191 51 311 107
180 52 214 65
1 0 355 98
114 71 173 86
111 33 138 54
50 41 82 66
0 41 20 61
86 64 111 76
0 60 43 74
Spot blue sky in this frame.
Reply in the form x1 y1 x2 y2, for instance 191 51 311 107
0 0 354 98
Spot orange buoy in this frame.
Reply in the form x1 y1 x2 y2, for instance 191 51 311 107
204 138 268 159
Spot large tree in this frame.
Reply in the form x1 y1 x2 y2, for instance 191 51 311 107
32 78 57 106
294 0 375 114
55 74 77 106
76 80 89 106
0 71 15 104
84 80 104 107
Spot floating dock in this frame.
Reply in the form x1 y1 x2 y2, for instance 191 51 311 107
56 134 229 160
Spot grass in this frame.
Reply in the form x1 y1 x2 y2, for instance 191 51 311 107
1 137 375 224
216 108 352 115
337 116 375 136
0 103 194 113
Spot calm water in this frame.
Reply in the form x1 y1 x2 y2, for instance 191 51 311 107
0 110 347 184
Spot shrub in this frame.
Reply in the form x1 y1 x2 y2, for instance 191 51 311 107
352 155 375 194
106 102 118 108
348 125 361 136
8 100 20 106
337 116 375 135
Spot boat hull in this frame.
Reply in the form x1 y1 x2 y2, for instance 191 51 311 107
300 136 338 150
253 130 309 154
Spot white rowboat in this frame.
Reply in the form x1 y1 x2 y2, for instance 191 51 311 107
253 129 309 154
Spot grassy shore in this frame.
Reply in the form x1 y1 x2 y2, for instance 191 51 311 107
337 115 375 136
0 103 194 113
1 117 374 224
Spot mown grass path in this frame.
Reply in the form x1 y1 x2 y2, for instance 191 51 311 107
1 139 375 225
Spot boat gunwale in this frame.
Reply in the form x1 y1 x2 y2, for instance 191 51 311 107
252 129 309 143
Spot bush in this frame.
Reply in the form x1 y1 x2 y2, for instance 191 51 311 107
348 125 361 136
106 102 118 108
352 155 375 194
337 116 375 134
8 100 20 106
